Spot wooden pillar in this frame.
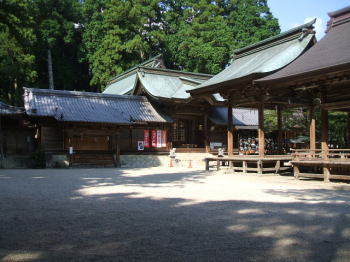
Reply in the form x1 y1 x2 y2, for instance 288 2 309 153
277 106 283 154
347 112 350 148
0 116 3 162
227 100 234 156
309 106 316 152
204 114 210 153
321 109 329 152
321 108 329 182
258 102 265 157
129 127 133 150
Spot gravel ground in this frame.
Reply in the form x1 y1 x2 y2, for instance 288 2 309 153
0 167 350 262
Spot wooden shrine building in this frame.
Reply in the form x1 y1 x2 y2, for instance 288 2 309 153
23 87 169 166
104 55 258 153
0 102 36 166
256 6 350 181
189 19 317 157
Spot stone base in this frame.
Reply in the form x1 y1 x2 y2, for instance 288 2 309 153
120 153 213 168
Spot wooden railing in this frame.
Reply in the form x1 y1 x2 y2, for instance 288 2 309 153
291 149 350 182
292 149 350 161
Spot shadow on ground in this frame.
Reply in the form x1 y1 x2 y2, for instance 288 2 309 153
0 168 349 262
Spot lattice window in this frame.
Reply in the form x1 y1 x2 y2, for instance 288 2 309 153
172 120 185 142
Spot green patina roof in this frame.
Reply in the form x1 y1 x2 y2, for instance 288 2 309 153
189 19 316 93
103 57 224 102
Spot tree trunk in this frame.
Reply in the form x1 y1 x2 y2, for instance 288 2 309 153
48 49 54 90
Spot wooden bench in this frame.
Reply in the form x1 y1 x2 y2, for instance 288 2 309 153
204 155 292 174
292 159 350 182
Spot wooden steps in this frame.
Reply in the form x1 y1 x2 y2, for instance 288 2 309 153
70 153 116 167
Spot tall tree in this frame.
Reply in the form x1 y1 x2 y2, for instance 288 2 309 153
81 0 164 90
32 0 83 90
0 0 36 104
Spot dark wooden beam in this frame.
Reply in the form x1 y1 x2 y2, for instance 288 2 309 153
320 100 350 110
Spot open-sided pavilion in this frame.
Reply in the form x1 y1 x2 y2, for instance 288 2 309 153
188 20 317 173
256 6 350 181
190 6 350 181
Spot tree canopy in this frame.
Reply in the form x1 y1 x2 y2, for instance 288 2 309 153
0 0 281 98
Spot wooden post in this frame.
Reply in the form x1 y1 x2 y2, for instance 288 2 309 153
0 116 3 161
258 102 265 157
294 165 300 179
321 109 329 152
321 107 329 182
204 114 210 153
309 106 316 153
243 161 247 173
347 112 350 148
277 106 283 154
227 99 234 156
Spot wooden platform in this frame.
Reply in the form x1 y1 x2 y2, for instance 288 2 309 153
292 149 350 182
204 155 292 174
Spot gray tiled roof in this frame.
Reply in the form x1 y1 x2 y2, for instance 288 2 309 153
209 107 258 129
24 88 170 124
0 101 24 115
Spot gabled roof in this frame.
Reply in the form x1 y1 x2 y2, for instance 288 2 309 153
103 59 224 102
209 107 258 129
0 101 24 115
256 6 350 85
23 88 170 124
189 20 316 94
104 54 165 95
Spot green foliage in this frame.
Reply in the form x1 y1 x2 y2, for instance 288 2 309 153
0 0 36 104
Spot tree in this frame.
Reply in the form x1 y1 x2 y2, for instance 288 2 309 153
32 0 83 90
162 0 280 74
0 0 36 104
81 0 164 90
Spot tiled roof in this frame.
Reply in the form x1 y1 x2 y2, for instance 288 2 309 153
189 19 316 94
257 6 350 84
23 88 170 124
209 107 258 129
0 101 24 115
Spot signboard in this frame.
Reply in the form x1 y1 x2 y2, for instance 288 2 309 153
138 141 144 151
151 130 157 147
156 130 162 148
144 130 150 148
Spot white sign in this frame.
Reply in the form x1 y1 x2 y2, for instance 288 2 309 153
137 141 144 151
210 142 223 149
69 146 74 154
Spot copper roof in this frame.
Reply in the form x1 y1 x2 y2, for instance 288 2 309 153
23 88 170 124
257 6 350 85
188 20 316 94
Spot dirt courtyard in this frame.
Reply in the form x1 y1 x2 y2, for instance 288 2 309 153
0 167 350 262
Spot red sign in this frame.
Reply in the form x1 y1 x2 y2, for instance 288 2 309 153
162 130 167 147
144 130 150 148
151 130 157 147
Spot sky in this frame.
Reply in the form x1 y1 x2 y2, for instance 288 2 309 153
268 0 349 40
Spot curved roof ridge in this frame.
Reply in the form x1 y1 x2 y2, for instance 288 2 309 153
24 87 148 101
233 19 316 57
